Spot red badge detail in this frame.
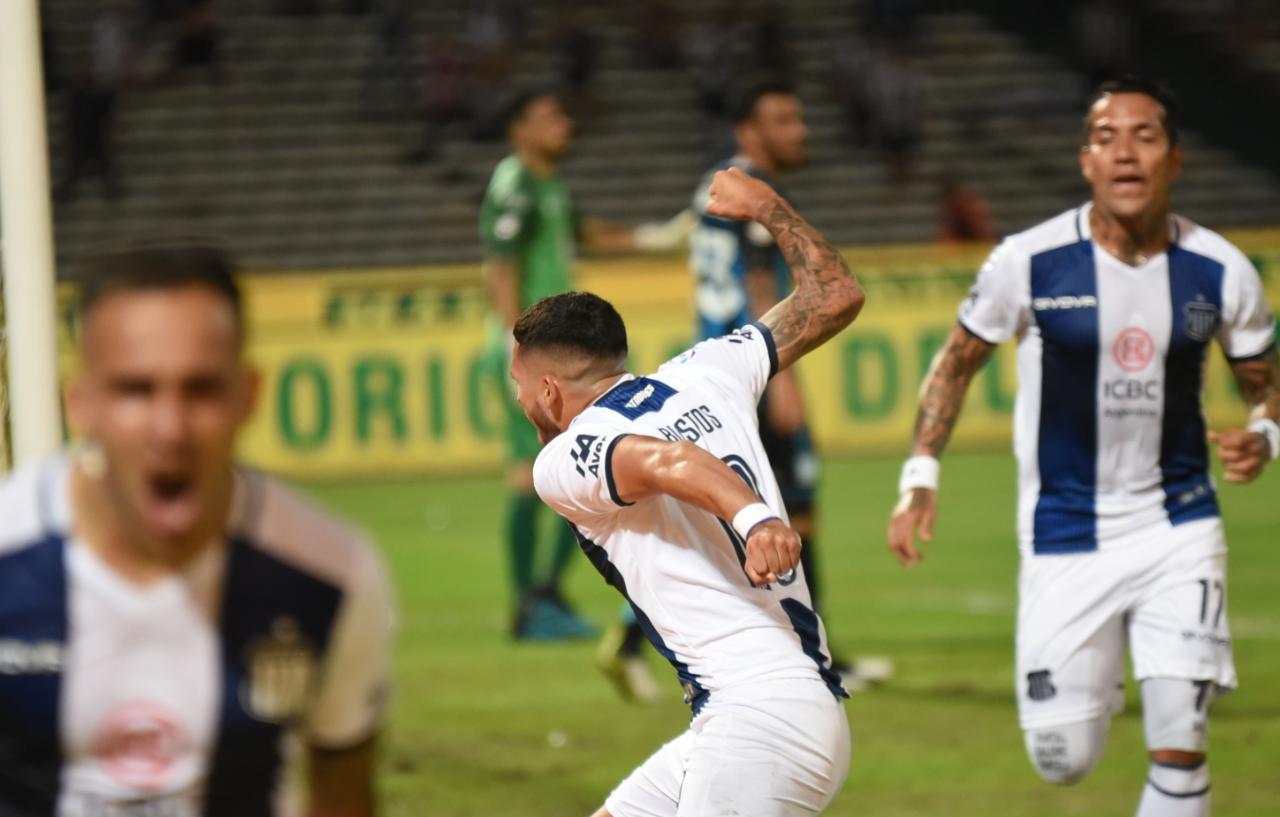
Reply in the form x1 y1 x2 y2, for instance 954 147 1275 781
93 702 188 790
1113 327 1155 372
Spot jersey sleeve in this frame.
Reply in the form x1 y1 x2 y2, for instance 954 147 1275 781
1218 251 1276 361
957 239 1027 344
662 322 777 407
302 540 395 749
480 177 535 257
534 424 638 522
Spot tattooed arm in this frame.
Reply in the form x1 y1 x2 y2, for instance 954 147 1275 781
911 323 997 457
886 323 995 566
1210 348 1280 483
705 168 865 372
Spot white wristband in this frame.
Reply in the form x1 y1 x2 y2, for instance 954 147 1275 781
1248 417 1280 462
732 502 778 540
898 455 940 494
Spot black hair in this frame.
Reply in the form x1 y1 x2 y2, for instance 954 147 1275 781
513 291 628 362
77 240 243 338
501 87 558 132
1082 75 1181 146
727 75 796 125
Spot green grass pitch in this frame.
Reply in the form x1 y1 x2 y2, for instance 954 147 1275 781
306 452 1279 817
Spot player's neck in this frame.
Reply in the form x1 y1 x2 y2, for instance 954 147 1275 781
516 147 558 178
69 462 230 585
1089 202 1170 267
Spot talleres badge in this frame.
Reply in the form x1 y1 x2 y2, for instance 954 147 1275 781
241 616 317 723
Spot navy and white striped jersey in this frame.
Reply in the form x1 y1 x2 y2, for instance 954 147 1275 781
960 203 1276 555
689 158 791 340
0 456 393 817
533 325 846 714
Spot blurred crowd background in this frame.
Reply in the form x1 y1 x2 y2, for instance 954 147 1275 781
35 0 1280 276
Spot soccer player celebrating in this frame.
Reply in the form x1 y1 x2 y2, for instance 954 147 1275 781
480 89 691 641
682 76 886 688
888 78 1278 815
511 167 864 816
0 244 393 816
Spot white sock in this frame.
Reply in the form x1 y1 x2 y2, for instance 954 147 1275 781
1135 760 1210 817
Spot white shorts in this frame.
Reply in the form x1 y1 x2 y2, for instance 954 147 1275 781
1016 517 1236 730
604 678 850 817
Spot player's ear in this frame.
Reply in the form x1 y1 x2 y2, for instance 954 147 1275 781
1078 144 1095 184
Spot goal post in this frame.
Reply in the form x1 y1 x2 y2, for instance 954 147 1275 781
0 0 63 467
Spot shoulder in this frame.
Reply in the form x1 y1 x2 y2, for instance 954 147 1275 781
236 471 382 594
1006 205 1089 259
0 457 63 559
1172 217 1254 271
485 156 534 207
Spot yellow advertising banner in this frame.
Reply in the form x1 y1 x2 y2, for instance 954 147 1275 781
47 231 1280 478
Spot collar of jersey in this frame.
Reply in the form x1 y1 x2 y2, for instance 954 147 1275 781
587 373 636 409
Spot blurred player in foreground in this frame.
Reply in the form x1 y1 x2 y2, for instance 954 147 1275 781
0 244 393 816
511 167 864 816
680 75 890 691
480 89 692 641
889 78 1278 815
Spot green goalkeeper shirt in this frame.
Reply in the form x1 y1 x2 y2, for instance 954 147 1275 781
479 155 578 309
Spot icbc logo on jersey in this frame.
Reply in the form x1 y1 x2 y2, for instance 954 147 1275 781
1113 327 1155 372
92 702 189 790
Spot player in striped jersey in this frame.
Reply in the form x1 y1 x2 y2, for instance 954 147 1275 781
0 244 393 817
514 168 864 816
888 78 1279 816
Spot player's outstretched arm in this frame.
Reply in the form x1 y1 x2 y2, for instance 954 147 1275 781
1212 348 1280 483
705 168 865 372
611 435 801 585
887 323 995 567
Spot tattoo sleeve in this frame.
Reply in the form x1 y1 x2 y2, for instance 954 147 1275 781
1228 347 1280 421
913 323 996 457
755 198 865 372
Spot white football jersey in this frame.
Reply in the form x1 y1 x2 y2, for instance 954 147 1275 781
534 324 847 713
960 203 1276 556
0 455 393 817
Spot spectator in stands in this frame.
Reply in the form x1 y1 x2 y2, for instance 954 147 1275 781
865 44 921 184
553 5 599 120
363 0 414 118
935 175 996 244
163 0 222 84
1073 0 1136 88
748 3 792 82
686 3 751 160
634 0 682 70
866 0 919 46
831 38 874 147
464 0 525 141
56 5 134 203
405 34 470 163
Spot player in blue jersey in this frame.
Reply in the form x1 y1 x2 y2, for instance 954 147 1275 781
888 78 1279 816
0 244 393 816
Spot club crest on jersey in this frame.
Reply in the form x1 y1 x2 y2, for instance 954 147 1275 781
1026 669 1057 702
1183 298 1221 342
241 616 317 724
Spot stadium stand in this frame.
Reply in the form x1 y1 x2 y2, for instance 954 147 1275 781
38 0 1280 274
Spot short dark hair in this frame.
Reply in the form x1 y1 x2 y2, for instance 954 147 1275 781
77 240 243 339
513 291 628 362
727 75 796 124
501 87 556 132
1082 75 1181 146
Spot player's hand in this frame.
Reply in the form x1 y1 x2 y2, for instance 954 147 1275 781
744 518 801 586
705 168 779 222
887 488 936 568
1209 428 1269 483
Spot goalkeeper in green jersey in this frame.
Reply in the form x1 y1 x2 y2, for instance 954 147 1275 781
479 90 693 641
